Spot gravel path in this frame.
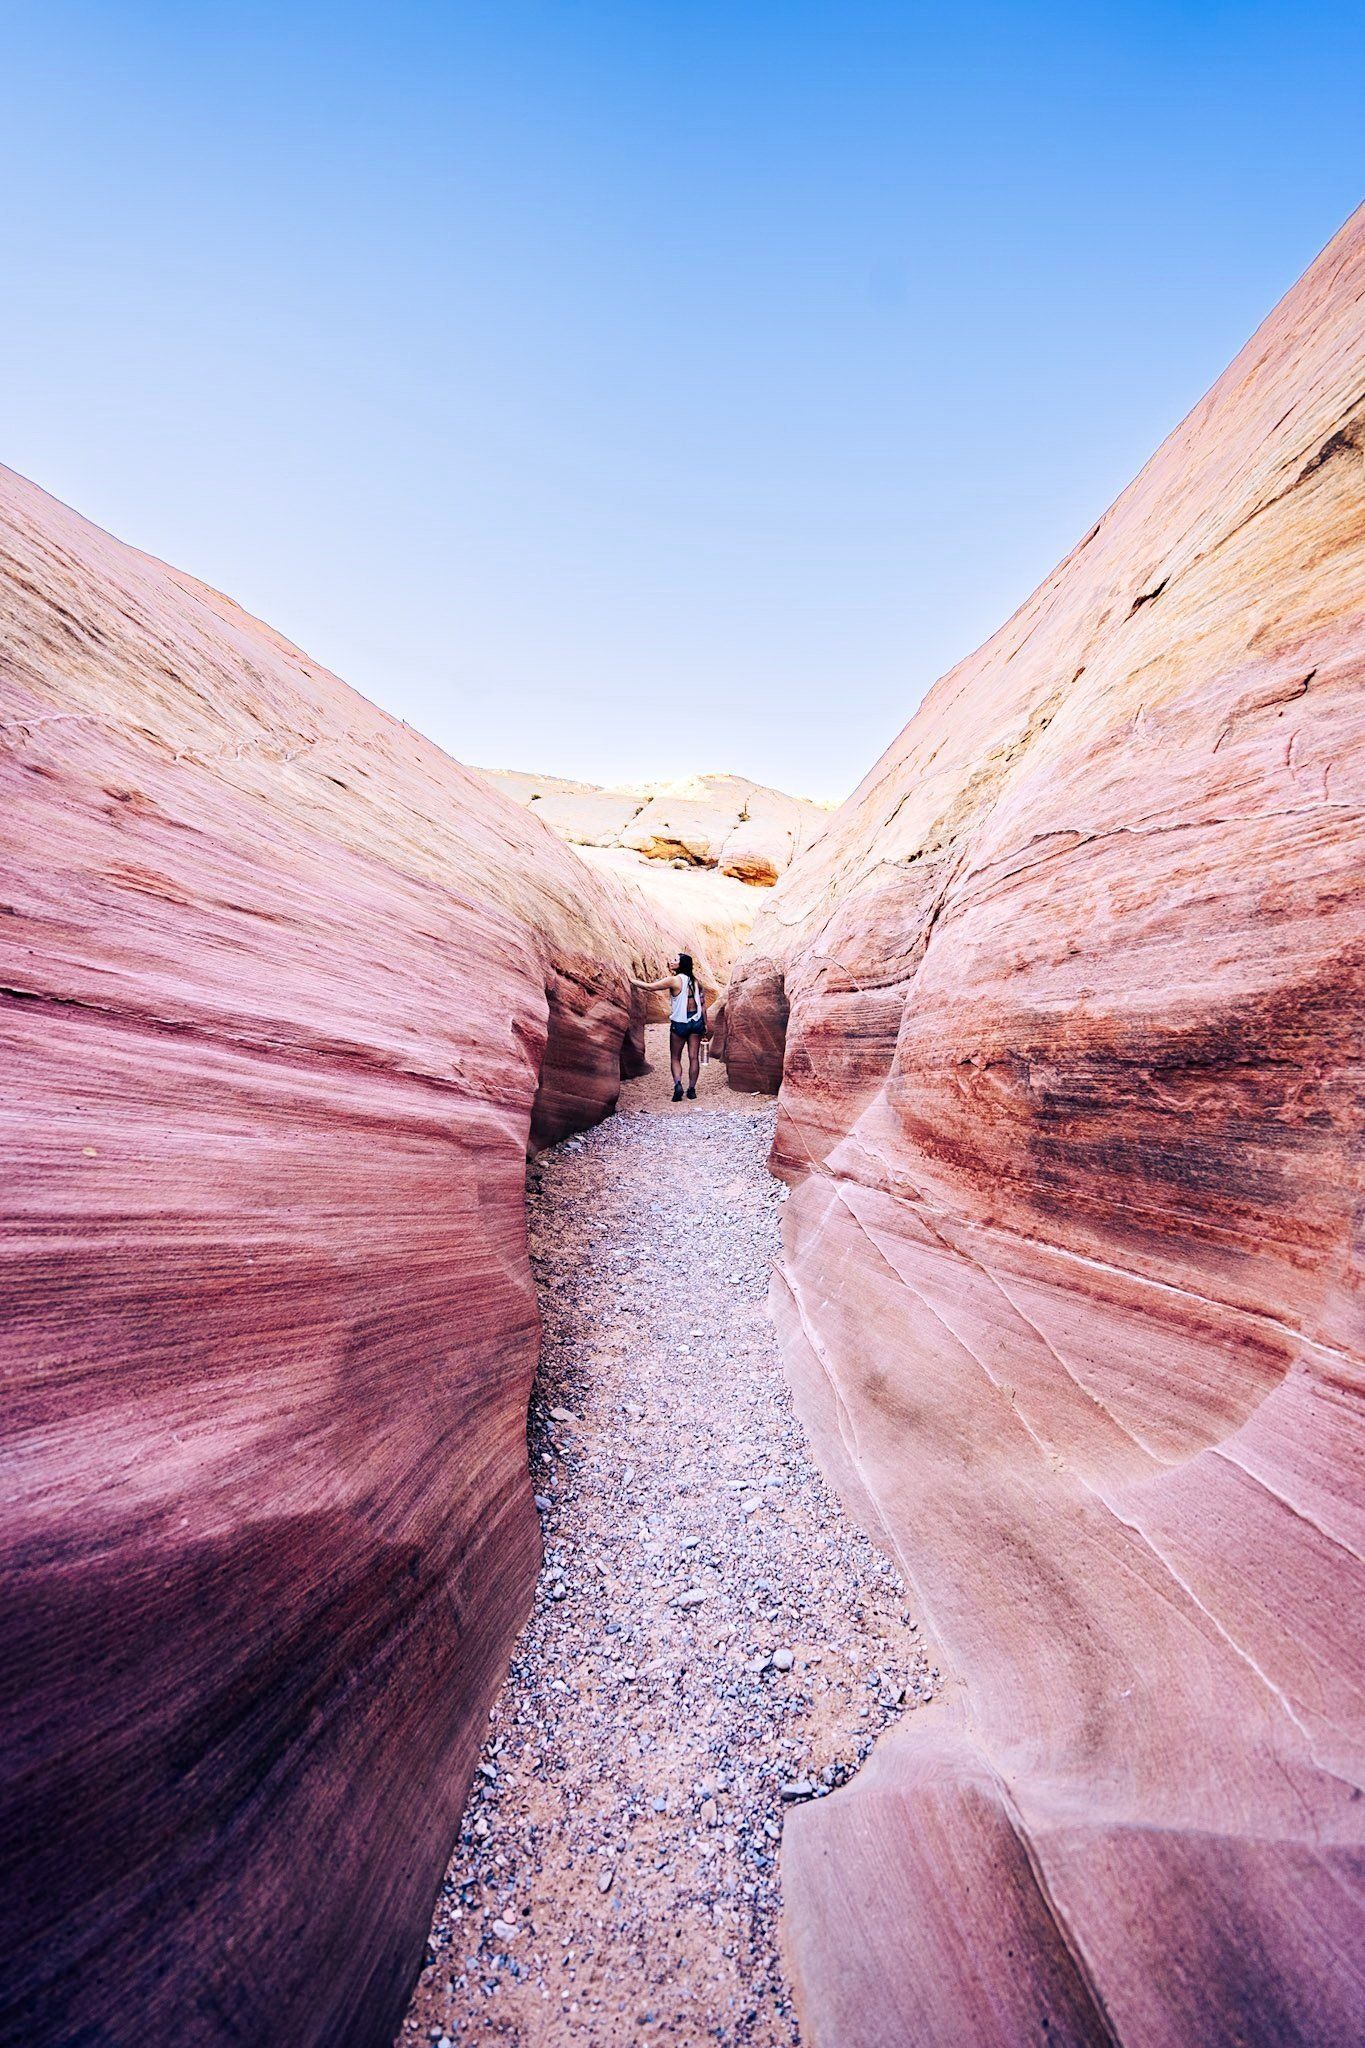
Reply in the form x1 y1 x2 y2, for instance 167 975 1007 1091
398 1033 932 2046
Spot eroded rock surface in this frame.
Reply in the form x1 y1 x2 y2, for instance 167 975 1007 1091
725 210 1365 2042
0 468 679 2048
481 771 832 986
483 769 829 886
574 844 757 986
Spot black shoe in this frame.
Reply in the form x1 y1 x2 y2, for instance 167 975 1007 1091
686 1086 696 1099
672 1082 684 1101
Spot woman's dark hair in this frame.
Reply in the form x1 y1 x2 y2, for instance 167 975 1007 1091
677 952 695 977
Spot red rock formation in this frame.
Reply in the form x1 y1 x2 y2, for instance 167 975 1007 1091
718 960 788 1095
0 468 676 2048
727 209 1365 2043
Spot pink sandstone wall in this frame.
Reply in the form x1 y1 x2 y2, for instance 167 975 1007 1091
0 467 676 2048
726 208 1365 2044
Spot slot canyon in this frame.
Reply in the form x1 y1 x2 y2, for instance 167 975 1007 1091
2 204 1363 2048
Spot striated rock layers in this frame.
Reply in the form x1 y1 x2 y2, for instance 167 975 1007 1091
726 210 1365 2043
0 467 678 2048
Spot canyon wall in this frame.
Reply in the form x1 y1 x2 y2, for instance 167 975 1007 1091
727 210 1365 2043
0 468 677 2048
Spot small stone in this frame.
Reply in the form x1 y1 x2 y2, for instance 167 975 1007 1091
772 1648 795 1672
701 1798 719 1827
780 1780 816 1801
491 1919 516 1940
674 1590 709 1608
533 1494 552 1513
597 1866 615 1894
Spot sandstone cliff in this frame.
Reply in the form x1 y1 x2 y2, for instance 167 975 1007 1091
725 210 1365 2043
0 468 677 2048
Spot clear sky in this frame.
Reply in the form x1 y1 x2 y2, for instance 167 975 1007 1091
2 4 1360 801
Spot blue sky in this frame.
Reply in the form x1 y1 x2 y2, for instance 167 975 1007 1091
2 3 1360 800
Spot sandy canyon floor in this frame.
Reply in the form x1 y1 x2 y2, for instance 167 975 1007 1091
397 1031 934 2047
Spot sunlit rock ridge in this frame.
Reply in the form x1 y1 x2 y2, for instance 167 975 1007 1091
482 766 829 885
482 768 833 983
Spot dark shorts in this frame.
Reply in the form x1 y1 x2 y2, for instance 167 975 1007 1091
670 1018 704 1039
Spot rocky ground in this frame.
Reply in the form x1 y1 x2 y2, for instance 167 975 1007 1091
397 1031 934 2046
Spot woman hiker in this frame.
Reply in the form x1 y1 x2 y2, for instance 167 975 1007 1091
634 954 708 1101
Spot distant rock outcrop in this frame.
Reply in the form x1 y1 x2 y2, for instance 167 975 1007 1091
724 210 1365 2043
483 768 828 888
482 770 828 984
0 468 679 2048
572 845 754 988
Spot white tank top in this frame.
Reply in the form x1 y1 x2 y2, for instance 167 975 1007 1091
670 975 701 1024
